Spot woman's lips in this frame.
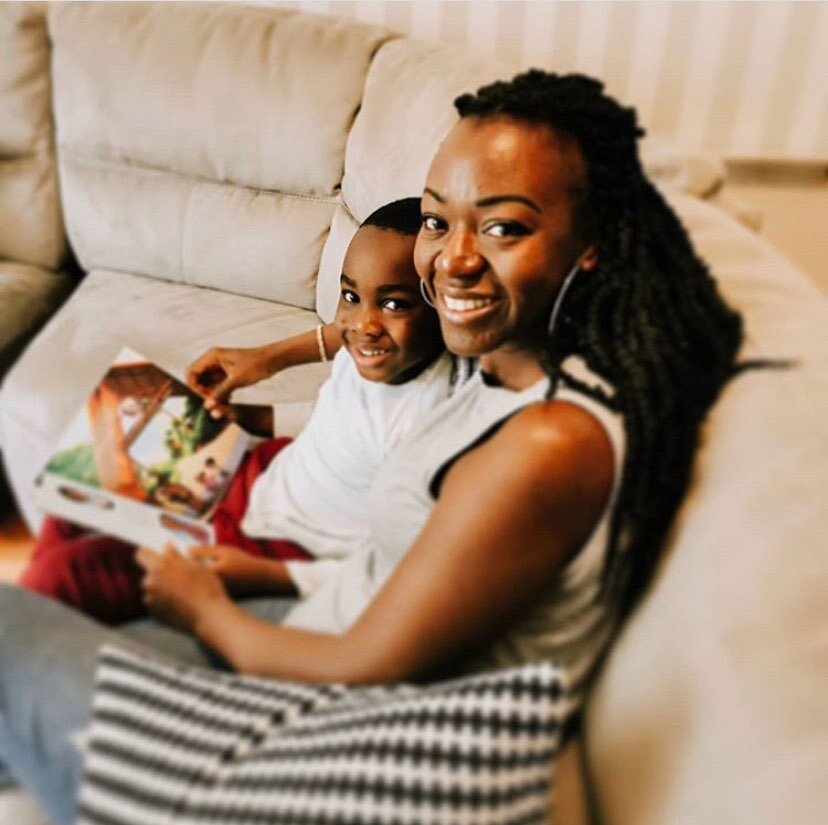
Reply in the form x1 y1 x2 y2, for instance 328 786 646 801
439 292 500 324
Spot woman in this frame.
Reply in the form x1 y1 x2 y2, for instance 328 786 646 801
0 71 742 823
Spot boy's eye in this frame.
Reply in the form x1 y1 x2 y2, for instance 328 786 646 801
483 221 529 239
421 214 445 232
381 298 412 311
341 289 359 304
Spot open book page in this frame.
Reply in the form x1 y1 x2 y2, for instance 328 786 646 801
35 348 253 552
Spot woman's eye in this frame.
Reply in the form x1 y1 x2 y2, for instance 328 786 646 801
484 221 529 239
341 290 359 304
421 214 445 232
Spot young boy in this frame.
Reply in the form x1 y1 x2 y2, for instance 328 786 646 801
21 198 455 621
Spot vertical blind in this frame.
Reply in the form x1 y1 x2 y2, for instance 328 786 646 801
275 1 827 161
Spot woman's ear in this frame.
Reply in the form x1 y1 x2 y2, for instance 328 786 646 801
578 245 598 272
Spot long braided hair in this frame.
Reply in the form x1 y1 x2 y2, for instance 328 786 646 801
456 71 744 617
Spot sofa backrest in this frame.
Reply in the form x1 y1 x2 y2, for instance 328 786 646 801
47 1 392 310
0 1 66 270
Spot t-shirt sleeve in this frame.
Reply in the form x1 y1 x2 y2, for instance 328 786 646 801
284 559 345 599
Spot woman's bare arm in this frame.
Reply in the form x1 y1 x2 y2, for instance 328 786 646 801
141 400 613 684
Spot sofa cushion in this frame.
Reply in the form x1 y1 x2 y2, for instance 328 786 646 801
0 261 72 377
0 269 330 529
0 2 66 270
47 2 394 308
584 193 828 825
79 644 570 825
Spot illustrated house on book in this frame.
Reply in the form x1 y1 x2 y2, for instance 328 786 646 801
87 360 175 501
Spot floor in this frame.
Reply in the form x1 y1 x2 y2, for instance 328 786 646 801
0 475 33 583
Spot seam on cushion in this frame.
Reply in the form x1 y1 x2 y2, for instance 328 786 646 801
336 32 401 225
58 147 343 205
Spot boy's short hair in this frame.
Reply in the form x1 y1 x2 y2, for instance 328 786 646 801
361 197 421 236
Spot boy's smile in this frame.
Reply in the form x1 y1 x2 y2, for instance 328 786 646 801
336 225 442 384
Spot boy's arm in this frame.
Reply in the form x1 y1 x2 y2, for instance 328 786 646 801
187 324 342 414
189 545 299 597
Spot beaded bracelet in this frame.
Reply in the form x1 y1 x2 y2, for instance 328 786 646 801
316 324 328 363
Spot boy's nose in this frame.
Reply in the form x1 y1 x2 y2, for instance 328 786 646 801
353 306 383 337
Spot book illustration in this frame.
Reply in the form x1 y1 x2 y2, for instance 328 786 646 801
37 348 251 550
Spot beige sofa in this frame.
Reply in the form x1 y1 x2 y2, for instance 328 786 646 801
0 4 73 382
1 3 826 823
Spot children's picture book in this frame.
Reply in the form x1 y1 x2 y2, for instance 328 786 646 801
35 348 252 552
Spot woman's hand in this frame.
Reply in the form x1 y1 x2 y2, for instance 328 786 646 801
137 545 229 633
189 545 294 596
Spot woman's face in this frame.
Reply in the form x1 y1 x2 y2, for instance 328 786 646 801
415 115 591 359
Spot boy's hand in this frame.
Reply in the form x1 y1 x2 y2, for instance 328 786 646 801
186 346 273 417
137 544 227 633
190 544 286 596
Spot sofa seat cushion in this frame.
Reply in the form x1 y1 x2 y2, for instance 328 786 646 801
0 261 73 377
0 269 331 529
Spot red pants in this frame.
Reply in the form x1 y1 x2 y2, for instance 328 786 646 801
20 439 311 625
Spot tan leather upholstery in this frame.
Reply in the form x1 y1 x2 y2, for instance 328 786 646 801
49 2 393 308
0 262 72 376
0 2 66 270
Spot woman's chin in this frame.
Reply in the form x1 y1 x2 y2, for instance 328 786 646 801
440 325 500 359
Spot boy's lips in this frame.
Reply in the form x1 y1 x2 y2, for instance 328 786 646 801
438 291 501 325
348 343 394 368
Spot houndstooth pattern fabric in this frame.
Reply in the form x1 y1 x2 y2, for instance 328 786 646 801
78 644 577 825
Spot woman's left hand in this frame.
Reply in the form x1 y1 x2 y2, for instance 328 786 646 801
136 545 229 633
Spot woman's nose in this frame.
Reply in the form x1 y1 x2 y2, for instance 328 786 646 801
436 229 484 279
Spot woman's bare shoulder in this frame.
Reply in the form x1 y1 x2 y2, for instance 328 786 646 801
440 396 615 531
494 398 615 493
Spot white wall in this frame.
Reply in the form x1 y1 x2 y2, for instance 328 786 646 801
275 1 827 161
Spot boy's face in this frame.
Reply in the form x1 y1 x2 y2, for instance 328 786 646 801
335 225 442 384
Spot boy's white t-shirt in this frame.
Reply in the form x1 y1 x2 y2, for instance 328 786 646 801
241 349 454 596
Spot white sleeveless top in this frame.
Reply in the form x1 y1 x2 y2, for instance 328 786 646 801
284 356 625 681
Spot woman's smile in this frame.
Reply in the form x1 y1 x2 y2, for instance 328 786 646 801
438 291 501 324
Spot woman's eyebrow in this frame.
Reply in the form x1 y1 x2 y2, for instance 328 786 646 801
476 194 542 213
423 188 541 214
